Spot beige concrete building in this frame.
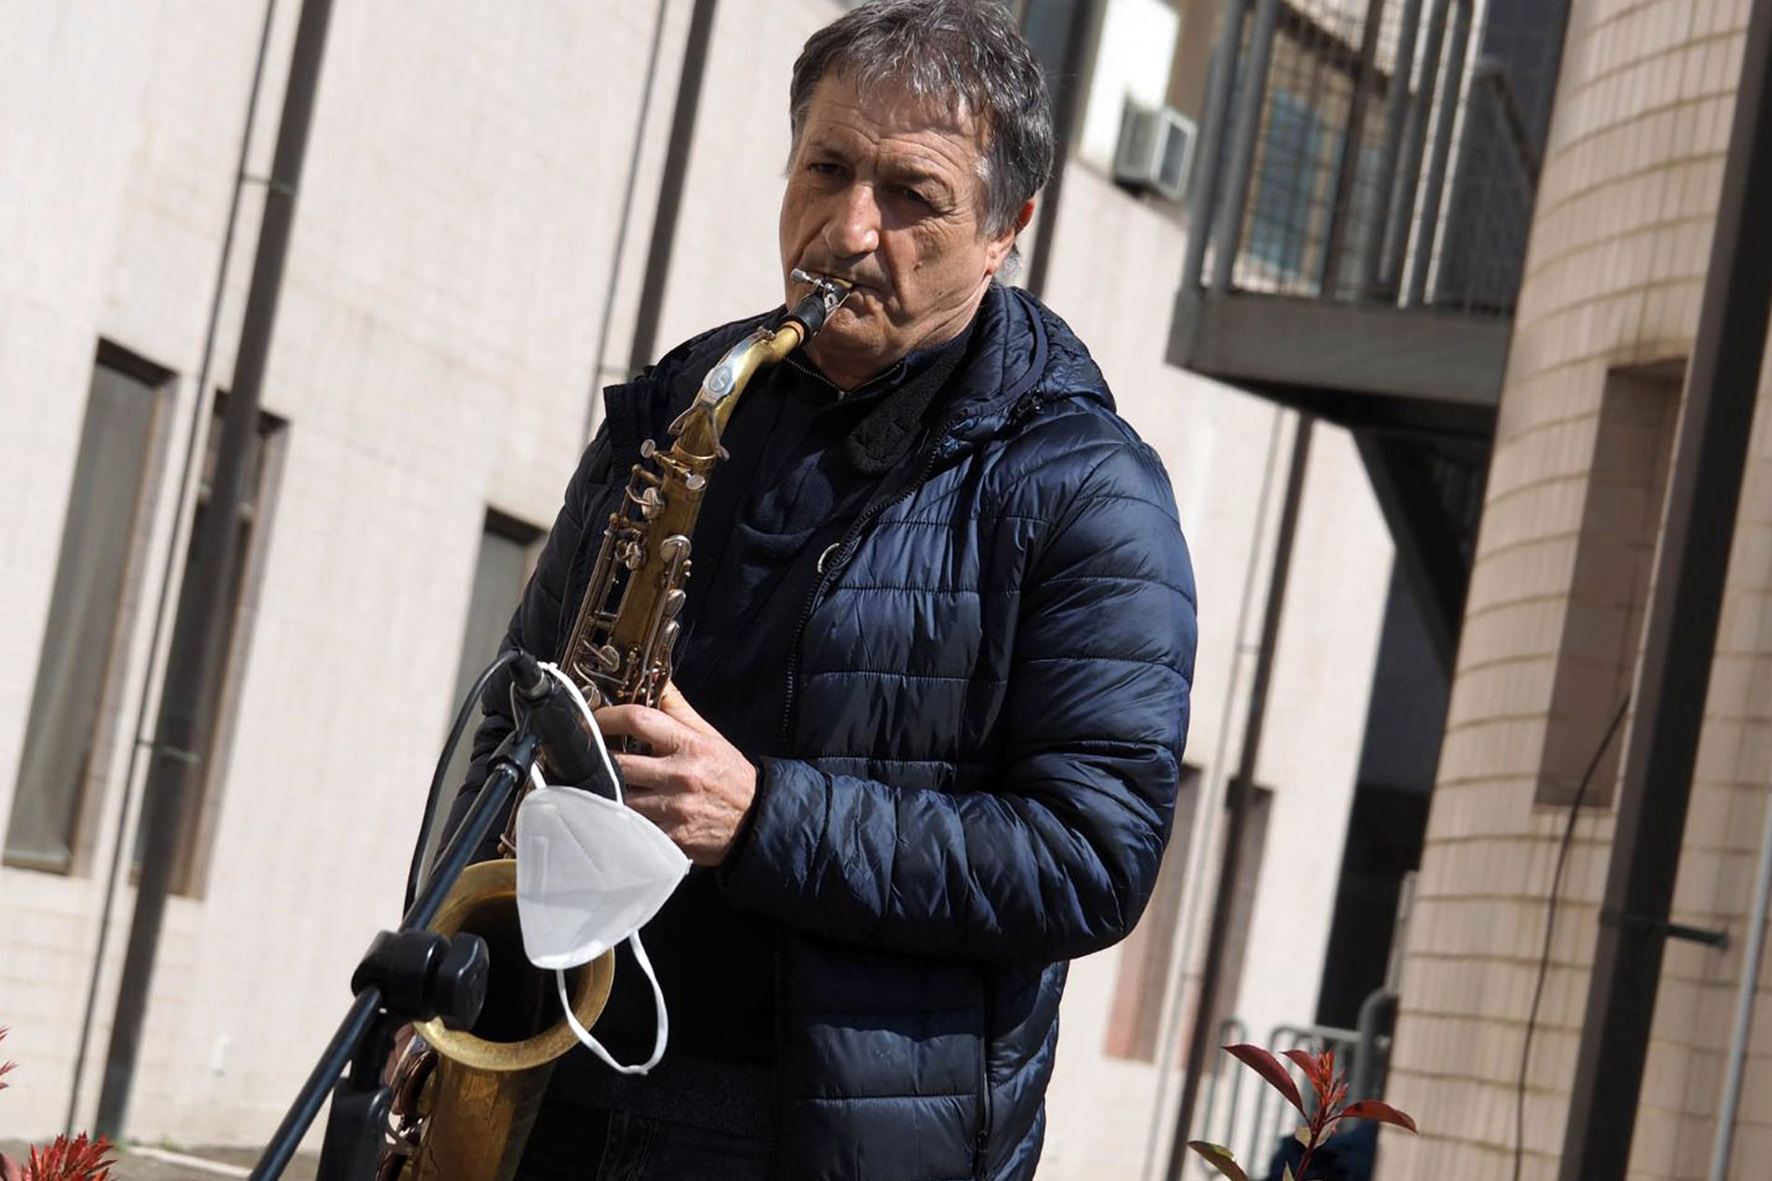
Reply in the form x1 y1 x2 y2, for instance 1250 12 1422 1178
1379 0 1769 1177
0 1 1397 1173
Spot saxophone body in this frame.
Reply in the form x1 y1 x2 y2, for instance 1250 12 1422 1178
383 273 852 1181
562 273 852 711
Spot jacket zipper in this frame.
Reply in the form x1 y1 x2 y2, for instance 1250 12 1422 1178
778 410 967 745
776 388 1050 745
977 971 995 1178
772 386 1047 1172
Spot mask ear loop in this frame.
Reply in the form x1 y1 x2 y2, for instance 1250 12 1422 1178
554 934 670 1075
520 661 667 1074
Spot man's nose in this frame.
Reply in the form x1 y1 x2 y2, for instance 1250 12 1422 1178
823 184 881 259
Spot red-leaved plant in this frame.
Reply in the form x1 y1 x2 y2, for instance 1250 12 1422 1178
1188 1042 1417 1181
0 1027 117 1181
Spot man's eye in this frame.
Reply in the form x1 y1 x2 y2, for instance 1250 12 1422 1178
892 186 931 208
808 161 844 177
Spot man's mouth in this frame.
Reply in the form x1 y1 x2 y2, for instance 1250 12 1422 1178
797 268 877 299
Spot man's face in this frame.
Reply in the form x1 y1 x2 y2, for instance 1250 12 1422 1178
780 73 1027 385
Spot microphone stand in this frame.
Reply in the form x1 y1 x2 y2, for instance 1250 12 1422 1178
248 727 541 1181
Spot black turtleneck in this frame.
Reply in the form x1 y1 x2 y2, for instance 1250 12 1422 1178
559 314 978 1133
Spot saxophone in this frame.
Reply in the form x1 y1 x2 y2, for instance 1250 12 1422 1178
381 272 853 1181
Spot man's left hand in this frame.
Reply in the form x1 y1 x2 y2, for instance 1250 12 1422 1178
595 684 758 867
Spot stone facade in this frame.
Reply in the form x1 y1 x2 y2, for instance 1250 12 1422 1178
1380 1 1764 1177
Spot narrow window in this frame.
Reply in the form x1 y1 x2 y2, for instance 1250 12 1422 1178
418 510 545 872
1198 785 1274 1051
1167 785 1275 1064
1105 766 1202 1060
135 398 288 895
6 345 170 872
1536 368 1679 807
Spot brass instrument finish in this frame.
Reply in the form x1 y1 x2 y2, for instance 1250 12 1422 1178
562 271 853 712
384 273 850 1181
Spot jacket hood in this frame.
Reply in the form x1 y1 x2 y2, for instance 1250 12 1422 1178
928 283 1115 454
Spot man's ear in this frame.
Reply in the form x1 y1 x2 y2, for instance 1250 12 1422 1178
985 199 1038 276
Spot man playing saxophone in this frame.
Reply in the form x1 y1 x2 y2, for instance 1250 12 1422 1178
445 2 1196 1176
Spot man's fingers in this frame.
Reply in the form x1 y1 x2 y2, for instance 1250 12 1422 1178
596 702 682 752
656 681 713 734
613 750 678 791
622 784 671 822
621 780 691 838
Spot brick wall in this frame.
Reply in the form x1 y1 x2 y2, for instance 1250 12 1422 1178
1379 2 1762 1177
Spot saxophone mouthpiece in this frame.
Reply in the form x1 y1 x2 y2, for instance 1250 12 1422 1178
787 268 854 340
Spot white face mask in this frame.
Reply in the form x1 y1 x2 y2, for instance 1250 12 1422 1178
512 665 690 1075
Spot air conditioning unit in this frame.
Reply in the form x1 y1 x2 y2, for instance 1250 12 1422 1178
1113 100 1196 202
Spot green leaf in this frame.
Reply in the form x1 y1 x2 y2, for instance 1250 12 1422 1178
1186 1141 1251 1181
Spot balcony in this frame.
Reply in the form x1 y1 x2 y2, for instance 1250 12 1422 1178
1167 0 1562 664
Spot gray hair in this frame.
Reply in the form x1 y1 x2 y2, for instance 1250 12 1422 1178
788 0 1055 239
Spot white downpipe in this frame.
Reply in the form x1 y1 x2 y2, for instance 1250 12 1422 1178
1707 785 1772 1181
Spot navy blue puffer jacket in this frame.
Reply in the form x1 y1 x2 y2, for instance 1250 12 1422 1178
457 284 1196 1179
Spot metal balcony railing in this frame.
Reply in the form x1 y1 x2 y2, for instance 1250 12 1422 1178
1168 0 1553 422
1187 0 1536 311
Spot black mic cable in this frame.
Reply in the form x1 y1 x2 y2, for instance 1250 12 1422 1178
510 651 624 801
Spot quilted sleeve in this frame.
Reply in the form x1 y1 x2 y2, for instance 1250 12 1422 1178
719 435 1197 963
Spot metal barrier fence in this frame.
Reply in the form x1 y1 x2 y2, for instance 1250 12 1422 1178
1187 990 1398 1180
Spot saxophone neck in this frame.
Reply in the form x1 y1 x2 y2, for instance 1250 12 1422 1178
667 273 852 456
667 328 796 457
